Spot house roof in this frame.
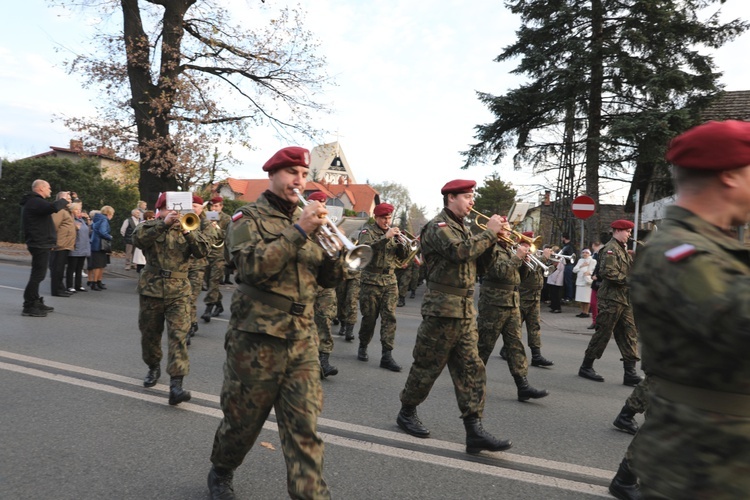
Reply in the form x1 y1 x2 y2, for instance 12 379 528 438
22 143 130 163
702 90 750 121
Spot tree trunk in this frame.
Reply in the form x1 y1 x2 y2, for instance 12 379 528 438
585 0 604 245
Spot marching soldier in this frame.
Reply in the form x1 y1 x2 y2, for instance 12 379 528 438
517 235 554 367
355 203 408 371
133 193 210 405
336 263 361 341
397 179 513 454
201 196 232 322
207 146 345 500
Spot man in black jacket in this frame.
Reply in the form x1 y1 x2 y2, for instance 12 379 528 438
20 179 69 317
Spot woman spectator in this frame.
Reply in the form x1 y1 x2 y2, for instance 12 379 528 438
89 205 115 290
572 248 596 318
66 203 91 292
131 210 154 273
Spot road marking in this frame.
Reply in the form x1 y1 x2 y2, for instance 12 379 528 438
0 351 611 496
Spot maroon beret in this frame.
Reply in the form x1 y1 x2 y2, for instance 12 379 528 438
373 203 394 217
192 195 203 205
666 120 750 171
522 231 534 238
210 196 223 204
154 193 166 210
307 191 327 203
262 146 311 172
441 179 476 195
611 219 634 230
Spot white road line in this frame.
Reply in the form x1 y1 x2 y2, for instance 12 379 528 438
0 351 612 495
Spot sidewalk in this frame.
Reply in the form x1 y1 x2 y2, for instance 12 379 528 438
0 242 136 280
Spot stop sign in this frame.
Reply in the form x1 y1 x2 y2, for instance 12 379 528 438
572 195 596 220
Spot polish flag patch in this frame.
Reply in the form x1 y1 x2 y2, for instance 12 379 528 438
437 222 447 227
231 212 243 222
665 244 696 262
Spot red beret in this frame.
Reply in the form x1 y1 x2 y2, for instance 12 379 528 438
611 219 634 230
373 203 394 217
666 120 750 171
154 193 166 210
307 191 327 203
262 146 311 172
522 231 534 238
192 195 203 205
441 179 476 195
210 196 223 204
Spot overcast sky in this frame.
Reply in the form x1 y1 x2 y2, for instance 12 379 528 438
2 1 749 216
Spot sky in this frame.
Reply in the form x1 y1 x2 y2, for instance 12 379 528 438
2 1 749 217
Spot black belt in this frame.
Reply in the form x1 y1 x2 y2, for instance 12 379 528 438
520 285 543 291
428 282 474 297
364 269 393 275
482 281 518 292
238 283 312 317
143 265 188 279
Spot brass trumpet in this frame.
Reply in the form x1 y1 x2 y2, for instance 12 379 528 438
179 212 201 232
294 189 373 270
388 226 421 268
549 251 575 264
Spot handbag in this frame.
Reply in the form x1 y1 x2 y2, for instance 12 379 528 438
100 238 112 254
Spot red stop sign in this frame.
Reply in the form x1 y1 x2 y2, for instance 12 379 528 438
572 195 596 220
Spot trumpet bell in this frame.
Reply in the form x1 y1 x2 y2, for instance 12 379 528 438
180 212 201 232
346 245 373 270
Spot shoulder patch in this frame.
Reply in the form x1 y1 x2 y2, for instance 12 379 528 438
231 212 243 222
360 229 368 234
437 222 447 227
665 244 696 262
606 250 614 254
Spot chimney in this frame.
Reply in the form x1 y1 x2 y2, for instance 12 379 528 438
97 146 115 157
544 190 551 206
70 139 84 152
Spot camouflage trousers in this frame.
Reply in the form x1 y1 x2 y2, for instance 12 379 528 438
626 372 652 414
477 299 528 377
395 267 409 299
188 267 204 325
357 282 398 351
584 299 640 362
210 330 330 500
519 298 542 349
204 256 224 305
336 277 360 325
139 294 191 377
315 288 337 354
408 264 420 292
630 388 750 499
400 316 487 418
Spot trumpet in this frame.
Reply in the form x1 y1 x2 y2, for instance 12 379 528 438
388 226 421 268
179 212 201 232
549 251 575 264
294 189 373 270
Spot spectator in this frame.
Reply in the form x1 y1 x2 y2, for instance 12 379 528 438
20 179 69 317
89 205 115 291
546 258 564 313
120 208 140 270
49 191 75 297
136 200 147 220
572 248 595 317
131 211 154 273
560 234 577 302
66 203 91 292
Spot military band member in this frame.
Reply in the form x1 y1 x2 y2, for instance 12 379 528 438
477 221 549 402
207 146 345 500
518 235 554 367
578 219 642 386
186 195 219 345
201 196 231 322
355 203 408 371
133 192 210 405
397 179 513 454
336 264 361 341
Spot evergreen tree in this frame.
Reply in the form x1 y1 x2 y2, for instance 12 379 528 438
473 172 517 219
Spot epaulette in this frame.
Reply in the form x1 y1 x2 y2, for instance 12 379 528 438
665 244 696 262
231 212 243 222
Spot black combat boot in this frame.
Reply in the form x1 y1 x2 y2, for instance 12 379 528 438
337 322 347 336
613 404 640 435
211 302 224 317
513 374 550 402
332 317 340 326
22 301 47 317
168 376 191 405
380 349 402 372
396 405 430 438
409 290 416 299
345 324 355 342
530 347 554 367
36 297 54 312
397 297 406 307
357 344 369 361
201 304 215 323
207 465 236 500
609 458 643 500
464 414 512 454
143 365 161 388
623 361 643 387
319 352 339 378
578 357 604 382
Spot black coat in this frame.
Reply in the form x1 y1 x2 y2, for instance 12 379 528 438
20 192 68 248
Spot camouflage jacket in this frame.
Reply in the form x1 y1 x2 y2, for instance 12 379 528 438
519 259 545 302
225 193 345 340
190 215 222 269
478 242 524 307
420 209 497 319
206 211 231 260
631 205 750 393
133 219 210 298
597 235 633 305
357 221 408 286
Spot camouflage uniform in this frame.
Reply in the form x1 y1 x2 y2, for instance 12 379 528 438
518 262 545 349
628 206 750 498
584 237 639 362
356 222 407 351
204 211 231 305
336 267 361 330
396 264 409 301
400 209 497 417
408 259 420 294
210 193 344 499
315 287 337 355
133 219 209 377
476 243 528 376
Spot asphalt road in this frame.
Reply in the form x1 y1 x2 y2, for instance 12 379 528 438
0 258 637 499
